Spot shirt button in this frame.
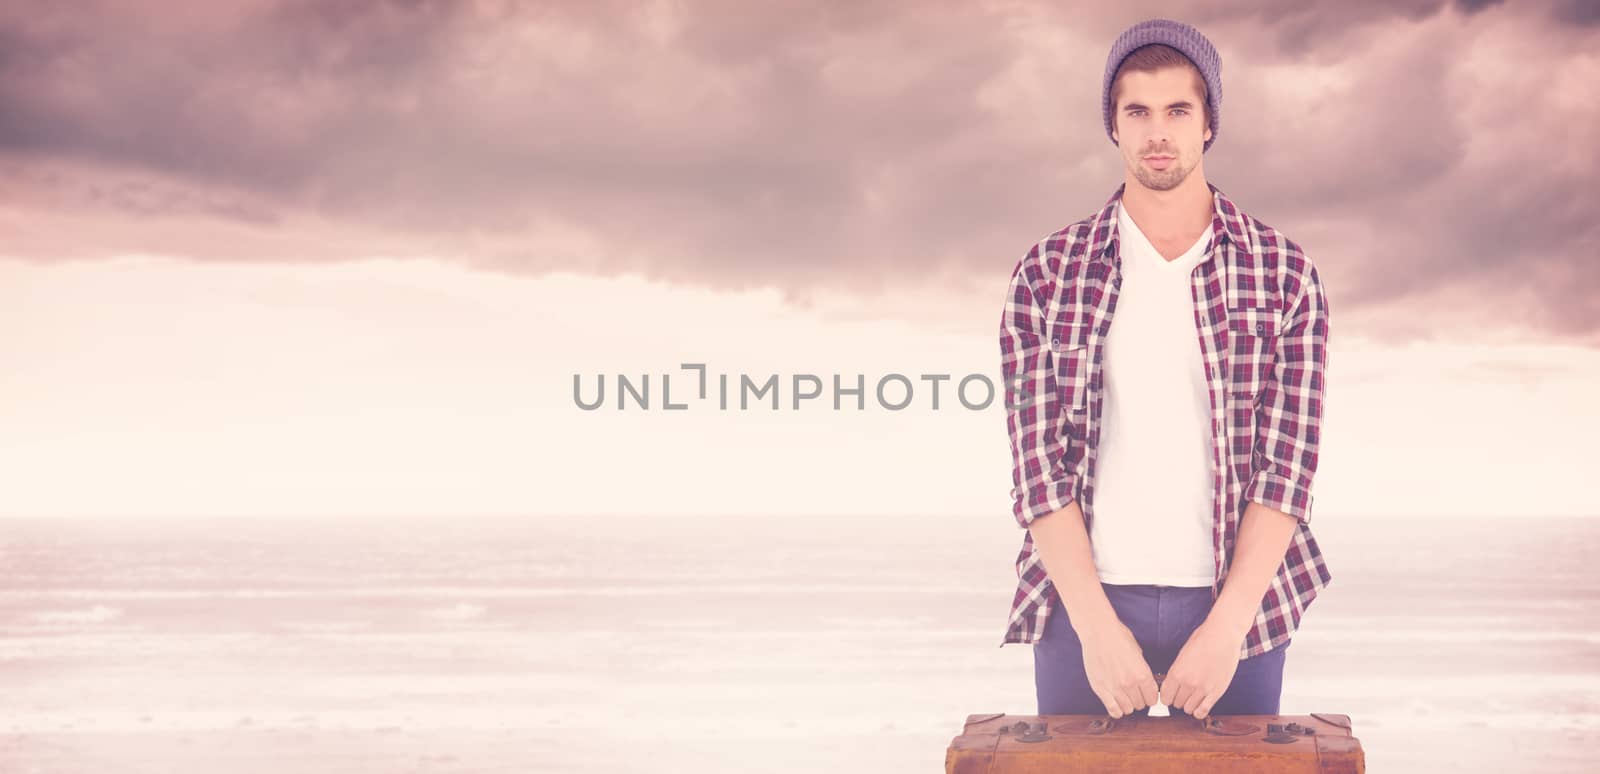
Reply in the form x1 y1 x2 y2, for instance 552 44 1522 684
1113 277 1122 288
1051 337 1061 351
1255 322 1265 334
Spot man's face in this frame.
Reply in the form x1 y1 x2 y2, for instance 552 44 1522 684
1110 66 1212 192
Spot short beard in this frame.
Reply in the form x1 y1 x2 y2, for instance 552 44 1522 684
1132 158 1190 192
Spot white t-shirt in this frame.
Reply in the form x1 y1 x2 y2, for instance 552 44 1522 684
1089 200 1217 587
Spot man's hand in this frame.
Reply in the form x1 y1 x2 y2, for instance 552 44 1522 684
1078 618 1160 719
1162 620 1244 719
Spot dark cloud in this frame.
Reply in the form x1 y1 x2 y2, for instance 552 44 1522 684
1453 0 1508 17
0 0 1596 340
1550 0 1600 25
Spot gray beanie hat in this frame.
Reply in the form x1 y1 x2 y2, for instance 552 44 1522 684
1102 19 1222 153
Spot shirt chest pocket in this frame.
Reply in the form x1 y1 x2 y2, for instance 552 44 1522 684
1227 306 1281 402
1049 320 1094 438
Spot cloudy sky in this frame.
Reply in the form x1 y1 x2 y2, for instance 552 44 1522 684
1 0 1596 520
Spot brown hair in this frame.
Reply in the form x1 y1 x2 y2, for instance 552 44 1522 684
1109 44 1208 132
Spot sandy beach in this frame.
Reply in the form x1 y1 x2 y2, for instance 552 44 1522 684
2 513 1595 773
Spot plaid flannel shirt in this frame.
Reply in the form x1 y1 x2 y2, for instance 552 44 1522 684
998 181 1334 660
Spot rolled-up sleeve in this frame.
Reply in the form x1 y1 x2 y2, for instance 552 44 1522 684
1245 264 1330 525
1000 251 1075 530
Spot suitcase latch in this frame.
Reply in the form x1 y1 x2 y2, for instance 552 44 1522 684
997 720 1053 743
1262 722 1316 743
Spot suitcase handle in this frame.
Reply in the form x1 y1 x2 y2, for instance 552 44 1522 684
1088 713 1261 737
1145 670 1210 717
1089 672 1241 733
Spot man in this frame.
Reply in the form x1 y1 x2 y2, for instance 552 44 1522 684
998 19 1334 721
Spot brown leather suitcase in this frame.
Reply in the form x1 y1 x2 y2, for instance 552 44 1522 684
945 710 1366 773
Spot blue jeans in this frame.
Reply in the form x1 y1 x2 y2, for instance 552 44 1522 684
1034 583 1289 716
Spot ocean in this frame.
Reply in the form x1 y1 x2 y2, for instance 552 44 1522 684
1 513 1595 772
